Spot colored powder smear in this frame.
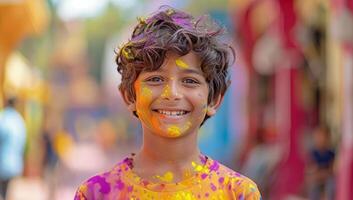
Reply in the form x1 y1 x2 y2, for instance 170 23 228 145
74 156 262 199
122 46 134 60
167 125 181 137
175 58 189 69
141 86 152 97
154 171 174 183
161 85 171 98
167 122 192 137
191 161 209 174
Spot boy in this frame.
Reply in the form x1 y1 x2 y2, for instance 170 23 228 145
75 6 261 200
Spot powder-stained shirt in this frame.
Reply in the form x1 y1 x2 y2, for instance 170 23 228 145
74 155 261 200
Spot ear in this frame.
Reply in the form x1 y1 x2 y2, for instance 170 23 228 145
120 89 136 112
206 94 224 116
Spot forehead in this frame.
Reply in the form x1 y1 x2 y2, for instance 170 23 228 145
159 51 202 72
168 51 200 64
135 51 205 81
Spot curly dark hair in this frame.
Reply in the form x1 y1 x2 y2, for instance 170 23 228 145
116 6 234 122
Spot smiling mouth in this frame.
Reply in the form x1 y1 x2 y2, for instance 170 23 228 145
153 109 190 116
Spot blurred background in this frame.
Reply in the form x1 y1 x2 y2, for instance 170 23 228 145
0 0 352 199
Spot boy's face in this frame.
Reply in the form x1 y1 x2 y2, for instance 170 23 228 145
127 52 221 138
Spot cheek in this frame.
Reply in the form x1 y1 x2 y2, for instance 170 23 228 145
202 104 207 113
135 84 153 111
196 92 208 106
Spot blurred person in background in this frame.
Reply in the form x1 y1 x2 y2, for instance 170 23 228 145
41 121 59 199
0 97 26 200
307 125 335 200
241 126 280 199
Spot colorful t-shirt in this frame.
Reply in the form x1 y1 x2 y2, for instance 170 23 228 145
74 155 261 200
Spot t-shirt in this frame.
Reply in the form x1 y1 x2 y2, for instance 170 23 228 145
311 149 335 169
74 155 261 200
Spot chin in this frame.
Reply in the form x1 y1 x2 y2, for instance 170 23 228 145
147 127 188 139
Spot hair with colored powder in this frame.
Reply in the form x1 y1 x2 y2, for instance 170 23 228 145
116 5 234 123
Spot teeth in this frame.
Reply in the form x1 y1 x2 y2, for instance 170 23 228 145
157 110 187 116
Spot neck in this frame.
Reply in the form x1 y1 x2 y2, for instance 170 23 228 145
139 129 200 164
132 128 202 182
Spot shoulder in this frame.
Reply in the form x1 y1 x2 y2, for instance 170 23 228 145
229 172 261 199
74 158 132 200
208 158 262 200
74 171 116 200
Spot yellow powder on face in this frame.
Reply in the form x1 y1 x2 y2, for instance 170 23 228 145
167 125 181 137
141 86 152 97
155 171 174 183
175 58 189 69
161 85 171 98
135 83 158 131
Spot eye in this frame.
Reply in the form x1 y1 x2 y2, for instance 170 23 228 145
183 78 200 84
145 76 164 83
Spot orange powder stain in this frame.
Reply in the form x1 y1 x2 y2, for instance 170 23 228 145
135 82 157 129
175 58 189 69
136 85 152 118
151 117 161 131
135 83 164 133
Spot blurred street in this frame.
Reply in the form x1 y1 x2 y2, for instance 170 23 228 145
6 142 138 200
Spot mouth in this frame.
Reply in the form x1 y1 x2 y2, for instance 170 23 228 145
152 109 190 117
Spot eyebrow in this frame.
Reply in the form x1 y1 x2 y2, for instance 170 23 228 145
154 68 204 76
180 68 204 76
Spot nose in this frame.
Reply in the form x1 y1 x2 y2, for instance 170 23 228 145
161 80 182 100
